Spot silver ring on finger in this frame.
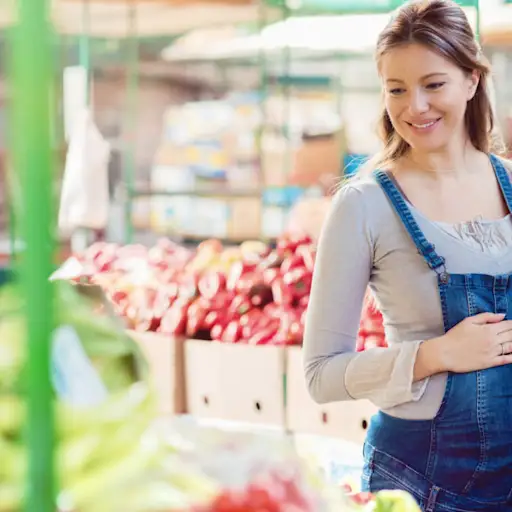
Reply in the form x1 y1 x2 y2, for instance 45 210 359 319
501 342 506 356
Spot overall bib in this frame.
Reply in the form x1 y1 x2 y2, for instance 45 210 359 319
362 154 512 512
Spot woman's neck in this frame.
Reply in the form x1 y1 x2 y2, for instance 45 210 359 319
404 145 484 179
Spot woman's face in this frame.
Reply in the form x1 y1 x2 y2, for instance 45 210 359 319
379 43 479 153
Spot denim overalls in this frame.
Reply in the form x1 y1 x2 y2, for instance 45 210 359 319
362 154 512 512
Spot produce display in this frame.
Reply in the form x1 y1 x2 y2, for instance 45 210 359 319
69 233 389 351
0 277 326 512
39 235 414 512
0 271 420 512
73 233 316 346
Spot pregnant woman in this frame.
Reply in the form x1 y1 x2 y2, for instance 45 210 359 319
303 1 512 511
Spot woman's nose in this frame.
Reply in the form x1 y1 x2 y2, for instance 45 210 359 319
407 90 429 116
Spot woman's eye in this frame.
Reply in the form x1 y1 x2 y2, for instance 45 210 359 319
389 88 405 95
426 82 445 90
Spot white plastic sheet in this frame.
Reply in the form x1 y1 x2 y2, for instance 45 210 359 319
58 107 111 236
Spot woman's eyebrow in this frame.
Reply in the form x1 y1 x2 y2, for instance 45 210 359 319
386 72 449 83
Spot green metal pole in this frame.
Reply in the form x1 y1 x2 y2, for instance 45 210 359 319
10 1 55 512
124 0 139 244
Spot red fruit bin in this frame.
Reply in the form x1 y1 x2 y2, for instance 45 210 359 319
286 346 378 444
184 339 287 427
127 331 186 416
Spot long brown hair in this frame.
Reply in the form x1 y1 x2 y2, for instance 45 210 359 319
366 0 504 172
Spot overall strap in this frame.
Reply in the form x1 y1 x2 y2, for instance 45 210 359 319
489 154 512 213
374 170 446 271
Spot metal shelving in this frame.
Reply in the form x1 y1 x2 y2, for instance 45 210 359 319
136 0 481 245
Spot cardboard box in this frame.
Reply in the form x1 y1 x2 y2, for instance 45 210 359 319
192 198 230 239
150 196 199 235
286 346 377 443
184 339 226 420
227 198 261 241
150 195 261 241
131 197 151 230
292 134 342 187
128 331 186 416
185 340 286 427
262 133 342 188
154 145 187 167
261 143 290 188
219 343 286 426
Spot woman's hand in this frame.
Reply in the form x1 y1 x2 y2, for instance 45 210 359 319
415 313 512 380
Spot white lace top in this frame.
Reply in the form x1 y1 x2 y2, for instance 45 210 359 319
412 208 512 256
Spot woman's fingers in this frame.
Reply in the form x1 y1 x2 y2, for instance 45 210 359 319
496 354 512 366
473 312 506 325
496 341 512 356
490 320 512 334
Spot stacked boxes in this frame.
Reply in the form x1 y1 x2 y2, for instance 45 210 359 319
147 91 343 240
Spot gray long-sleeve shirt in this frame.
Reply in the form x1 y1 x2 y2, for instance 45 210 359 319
303 174 512 420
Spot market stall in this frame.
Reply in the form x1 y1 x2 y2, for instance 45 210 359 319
10 0 512 510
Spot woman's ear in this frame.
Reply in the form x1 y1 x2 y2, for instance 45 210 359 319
468 70 480 100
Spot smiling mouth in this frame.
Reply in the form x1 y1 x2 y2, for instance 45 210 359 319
406 118 442 129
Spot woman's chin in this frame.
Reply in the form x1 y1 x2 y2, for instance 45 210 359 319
405 134 450 154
